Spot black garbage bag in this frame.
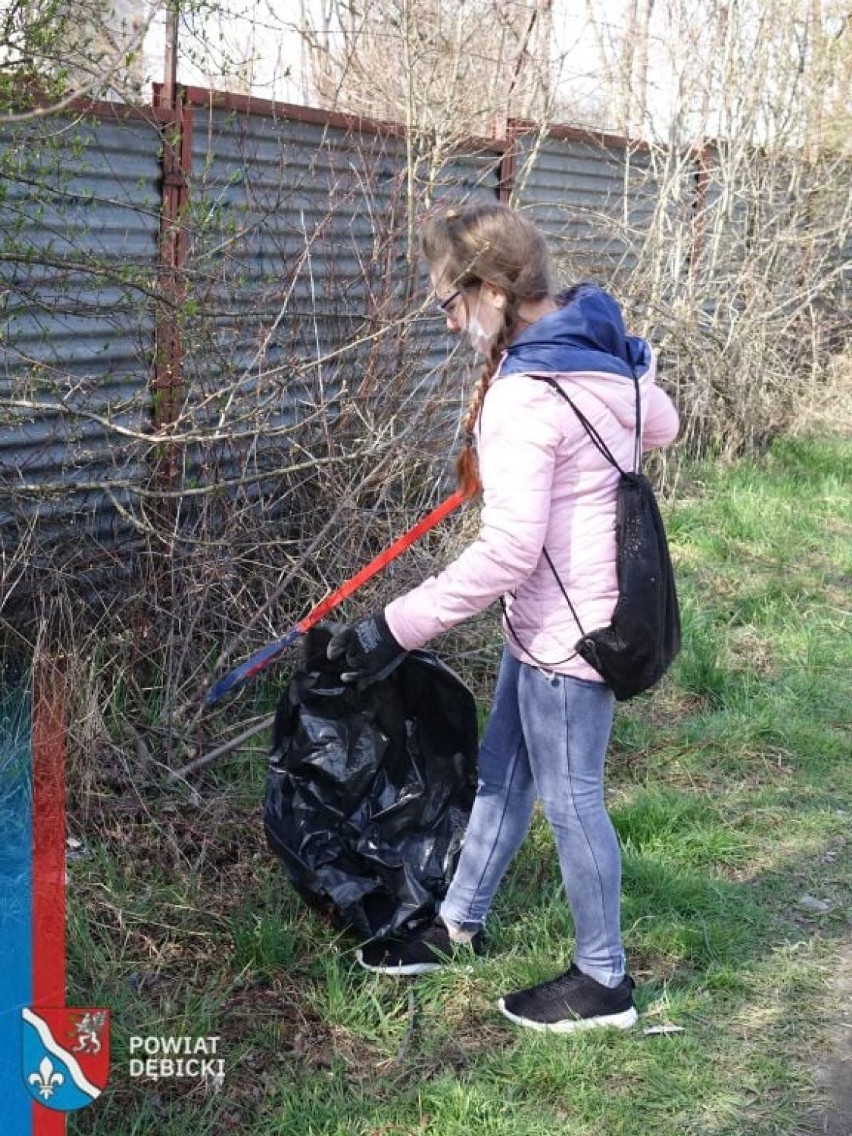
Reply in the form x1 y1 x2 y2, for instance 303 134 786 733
264 626 479 941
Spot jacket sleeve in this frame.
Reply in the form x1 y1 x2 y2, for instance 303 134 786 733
640 372 680 451
384 377 560 651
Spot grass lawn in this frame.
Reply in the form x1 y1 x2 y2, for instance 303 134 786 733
68 434 851 1135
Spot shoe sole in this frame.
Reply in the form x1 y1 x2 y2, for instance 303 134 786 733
355 949 448 976
497 999 638 1034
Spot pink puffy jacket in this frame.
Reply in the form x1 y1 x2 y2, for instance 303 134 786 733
385 340 679 683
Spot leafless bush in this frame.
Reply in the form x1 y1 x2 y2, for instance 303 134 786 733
1 112 488 784
298 0 552 138
0 1 158 116
3 14 850 786
657 144 848 455
508 129 850 461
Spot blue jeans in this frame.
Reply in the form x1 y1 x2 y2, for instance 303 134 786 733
439 648 626 987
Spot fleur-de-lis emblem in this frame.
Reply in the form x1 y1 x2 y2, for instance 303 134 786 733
28 1056 64 1099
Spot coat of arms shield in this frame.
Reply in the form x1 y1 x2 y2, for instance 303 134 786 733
21 1006 110 1111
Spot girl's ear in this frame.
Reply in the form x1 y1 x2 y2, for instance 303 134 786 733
481 281 506 310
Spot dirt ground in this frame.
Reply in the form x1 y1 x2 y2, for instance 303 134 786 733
810 938 852 1135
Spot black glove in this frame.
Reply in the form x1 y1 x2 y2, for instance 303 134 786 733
326 611 407 686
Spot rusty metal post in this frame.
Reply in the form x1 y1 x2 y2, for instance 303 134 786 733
162 0 180 113
690 142 711 276
152 1 190 477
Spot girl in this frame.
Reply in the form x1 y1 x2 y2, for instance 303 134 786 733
328 201 679 1032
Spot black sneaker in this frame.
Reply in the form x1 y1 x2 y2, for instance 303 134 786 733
498 963 637 1033
356 919 485 975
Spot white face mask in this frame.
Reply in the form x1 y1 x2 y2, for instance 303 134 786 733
466 297 495 356
467 314 493 356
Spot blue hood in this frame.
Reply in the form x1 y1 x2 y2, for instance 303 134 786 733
499 284 650 380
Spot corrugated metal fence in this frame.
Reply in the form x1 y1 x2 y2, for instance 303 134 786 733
0 109 161 590
176 95 502 500
511 126 669 280
0 92 510 619
0 91 848 621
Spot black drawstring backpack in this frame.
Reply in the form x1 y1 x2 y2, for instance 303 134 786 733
534 374 681 701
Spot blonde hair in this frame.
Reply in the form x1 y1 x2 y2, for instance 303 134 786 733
421 202 553 496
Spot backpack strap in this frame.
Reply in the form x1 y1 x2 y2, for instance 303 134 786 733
535 372 643 475
631 368 642 474
524 373 643 648
507 373 646 659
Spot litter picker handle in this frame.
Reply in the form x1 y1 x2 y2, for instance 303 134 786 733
204 489 466 706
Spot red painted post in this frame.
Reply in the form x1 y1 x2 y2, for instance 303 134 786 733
152 87 191 446
31 654 68 1136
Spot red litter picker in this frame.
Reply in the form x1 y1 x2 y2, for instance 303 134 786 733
205 489 467 706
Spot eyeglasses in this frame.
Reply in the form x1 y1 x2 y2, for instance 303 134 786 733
435 289 461 316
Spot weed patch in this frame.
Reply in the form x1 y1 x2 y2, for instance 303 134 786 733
67 436 851 1135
